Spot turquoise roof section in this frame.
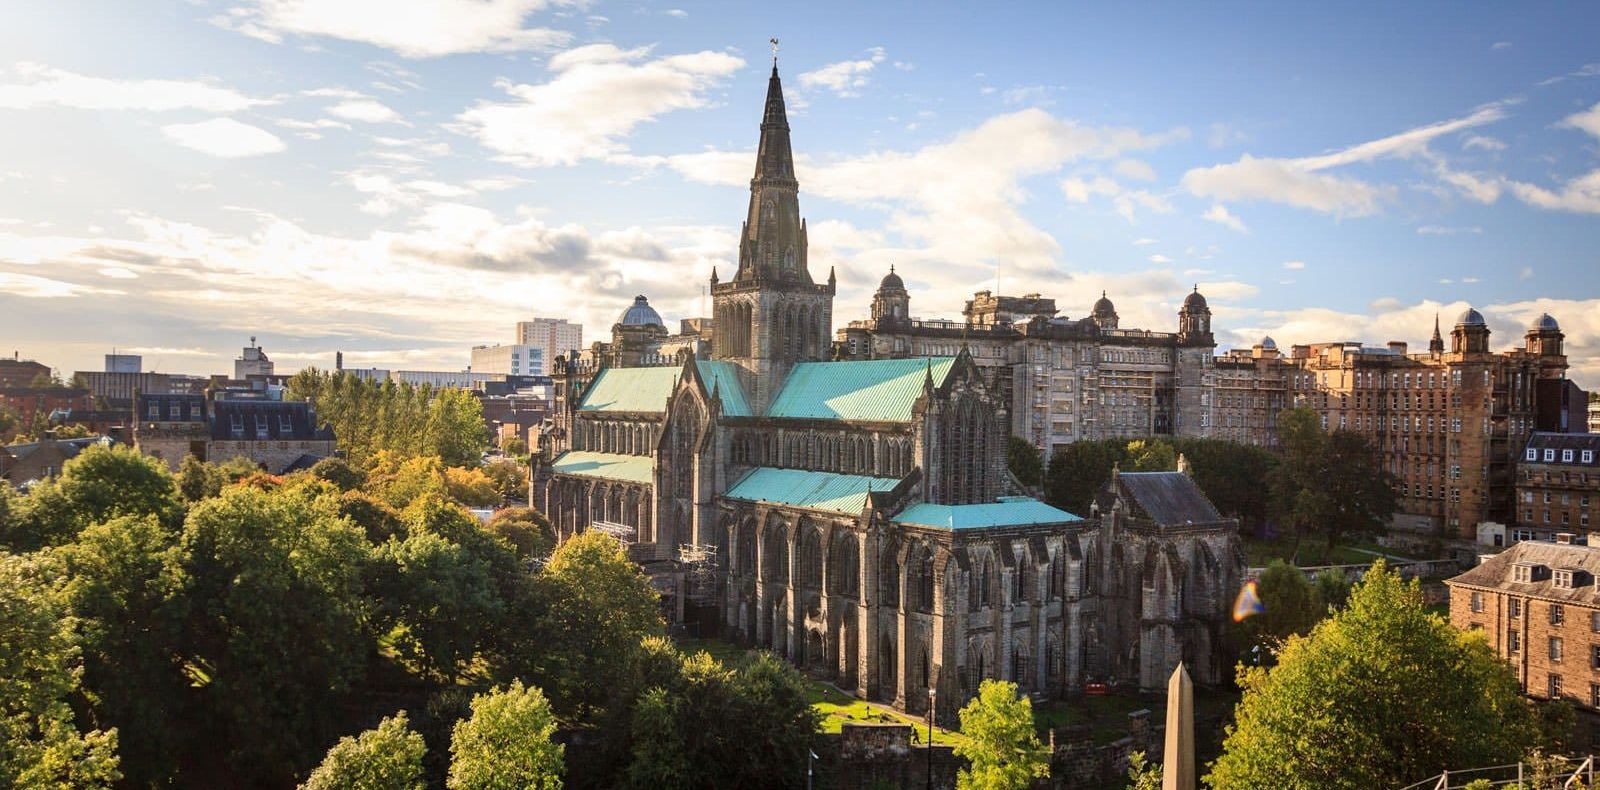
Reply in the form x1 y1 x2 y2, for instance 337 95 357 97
725 467 902 515
767 357 956 422
579 367 681 413
549 451 655 484
894 496 1082 530
696 360 751 417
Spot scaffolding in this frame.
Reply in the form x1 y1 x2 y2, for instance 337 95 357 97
678 543 720 605
590 520 636 544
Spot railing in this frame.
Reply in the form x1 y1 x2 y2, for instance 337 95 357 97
1398 755 1595 789
1245 557 1463 583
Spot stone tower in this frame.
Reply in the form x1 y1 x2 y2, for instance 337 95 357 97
871 266 909 323
711 62 835 413
1174 286 1216 437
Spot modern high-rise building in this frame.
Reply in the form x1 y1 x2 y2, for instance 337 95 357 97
470 343 543 378
104 354 142 374
516 318 582 376
234 338 274 379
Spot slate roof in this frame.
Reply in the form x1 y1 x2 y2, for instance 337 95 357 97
1449 541 1600 605
577 361 752 416
766 357 955 422
1114 472 1224 524
895 497 1082 531
136 393 207 422
724 467 902 515
1523 432 1600 467
210 400 332 441
549 450 655 484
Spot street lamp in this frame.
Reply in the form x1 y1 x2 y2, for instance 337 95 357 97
926 686 937 790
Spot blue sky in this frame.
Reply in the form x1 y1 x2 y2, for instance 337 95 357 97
1 1 1597 386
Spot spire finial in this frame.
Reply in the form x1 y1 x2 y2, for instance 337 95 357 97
769 37 779 67
1192 283 1199 293
1101 289 1106 298
890 263 895 273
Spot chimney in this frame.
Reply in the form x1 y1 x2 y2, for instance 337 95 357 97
1176 453 1191 476
1556 532 1576 545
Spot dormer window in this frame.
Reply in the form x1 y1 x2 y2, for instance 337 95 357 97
279 413 293 434
230 413 244 438
255 414 269 439
1565 450 1576 463
1546 449 1557 462
1555 569 1575 589
169 402 182 420
147 401 160 419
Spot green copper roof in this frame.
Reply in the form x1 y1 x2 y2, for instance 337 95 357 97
696 360 751 417
579 367 681 413
549 451 655 484
725 467 901 515
767 357 956 422
894 497 1082 531
577 362 750 416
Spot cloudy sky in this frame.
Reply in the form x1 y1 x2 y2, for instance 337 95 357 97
2 1 1598 387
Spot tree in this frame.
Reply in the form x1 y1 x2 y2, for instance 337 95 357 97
953 679 1050 790
1206 561 1542 790
1237 560 1321 650
444 465 500 507
311 457 367 492
1006 437 1042 488
374 530 502 681
1044 440 1124 515
302 712 426 790
625 687 688 790
5 444 182 550
1126 438 1175 472
448 680 564 790
1310 567 1352 611
531 531 664 723
1269 408 1396 553
485 507 556 560
502 437 528 458
0 553 121 788
483 458 529 502
1126 751 1162 790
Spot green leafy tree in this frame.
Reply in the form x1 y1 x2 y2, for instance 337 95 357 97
1170 438 1276 531
1006 436 1042 488
1310 567 1352 611
374 530 501 681
176 486 374 783
0 553 121 788
311 457 367 492
1237 560 1321 650
288 370 487 466
448 680 564 790
531 531 664 723
483 458 529 502
5 444 182 550
302 712 427 790
427 388 489 468
1206 561 1542 790
1044 440 1124 514
502 437 528 458
953 679 1050 790
485 507 556 560
625 687 688 790
1126 751 1162 790
1269 408 1396 553
1126 438 1176 472
56 515 188 785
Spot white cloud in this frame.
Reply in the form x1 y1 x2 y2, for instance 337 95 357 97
1559 101 1600 141
798 47 887 97
1148 254 1172 264
1520 266 1534 280
1131 238 1158 246
213 0 571 58
1060 175 1171 222
665 8 687 17
456 46 744 167
1181 104 1506 215
0 62 267 112
1416 225 1482 235
1114 159 1156 181
328 99 403 124
1201 203 1247 233
0 271 115 298
1491 41 1512 50
1462 134 1506 151
1506 169 1600 215
1282 260 1305 270
161 118 286 157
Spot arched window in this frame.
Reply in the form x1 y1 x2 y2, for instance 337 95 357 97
881 547 900 607
972 554 993 611
763 516 789 584
737 519 757 576
914 546 936 612
798 526 823 591
829 533 859 596
1014 553 1030 603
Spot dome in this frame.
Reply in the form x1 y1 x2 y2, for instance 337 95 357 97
618 295 664 327
1183 286 1208 311
1455 307 1486 327
1092 291 1116 318
1260 335 1277 350
1531 312 1560 332
879 265 905 291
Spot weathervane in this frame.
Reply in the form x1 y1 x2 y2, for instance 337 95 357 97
770 37 779 65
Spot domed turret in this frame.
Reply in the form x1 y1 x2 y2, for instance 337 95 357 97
1091 291 1118 329
618 295 664 328
871 265 911 323
1455 307 1486 327
1183 286 1209 311
1178 285 1212 344
1259 335 1277 350
1450 305 1490 354
1525 312 1564 358
879 265 905 291
1531 313 1560 332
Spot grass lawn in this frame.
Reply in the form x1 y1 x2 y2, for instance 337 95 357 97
675 637 966 746
1034 688 1240 747
1242 536 1424 568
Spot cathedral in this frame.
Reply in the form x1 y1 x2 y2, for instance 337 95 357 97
532 64 1242 719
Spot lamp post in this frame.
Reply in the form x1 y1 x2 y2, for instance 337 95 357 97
926 686 937 790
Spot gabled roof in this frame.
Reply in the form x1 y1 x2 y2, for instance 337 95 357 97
695 360 750 417
1114 472 1224 524
550 450 654 484
767 357 955 422
578 361 751 417
1450 541 1600 605
725 467 901 515
579 367 681 413
895 497 1082 531
210 400 331 441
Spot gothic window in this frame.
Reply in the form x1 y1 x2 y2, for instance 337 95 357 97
762 516 789 584
1049 554 1062 600
737 519 757 576
784 245 796 272
829 533 859 596
881 546 900 606
799 526 823 591
1015 553 1030 602
911 545 935 612
971 554 993 611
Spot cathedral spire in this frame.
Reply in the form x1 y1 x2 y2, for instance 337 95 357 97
735 54 808 284
1429 313 1444 354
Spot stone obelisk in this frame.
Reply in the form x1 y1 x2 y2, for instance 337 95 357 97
1163 662 1194 790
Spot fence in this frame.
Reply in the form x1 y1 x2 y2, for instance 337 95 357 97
1245 557 1463 583
1398 755 1595 789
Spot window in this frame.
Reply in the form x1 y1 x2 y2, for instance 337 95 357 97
1591 683 1599 709
169 402 182 420
229 413 244 438
1565 449 1576 463
1585 450 1595 464
1510 599 1522 619
1590 645 1600 671
1528 447 1539 462
147 401 160 419
1551 636 1564 662
1546 449 1557 462
1550 674 1563 699
1552 604 1566 625
1591 610 1600 632
1509 630 1520 653
279 413 293 434
1470 590 1484 612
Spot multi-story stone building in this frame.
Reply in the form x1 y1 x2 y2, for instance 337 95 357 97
0 356 51 389
1516 433 1600 536
533 64 1241 719
134 390 335 473
1447 536 1600 712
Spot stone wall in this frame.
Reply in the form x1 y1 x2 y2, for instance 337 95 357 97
817 724 961 790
